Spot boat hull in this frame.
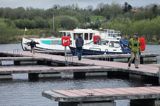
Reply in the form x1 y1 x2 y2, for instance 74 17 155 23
69 46 125 55
21 38 70 53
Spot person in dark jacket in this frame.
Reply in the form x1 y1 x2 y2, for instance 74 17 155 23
75 34 84 60
28 40 39 54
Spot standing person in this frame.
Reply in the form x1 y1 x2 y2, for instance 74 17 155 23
75 34 84 60
28 40 38 54
128 34 140 69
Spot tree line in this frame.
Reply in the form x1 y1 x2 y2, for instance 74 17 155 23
0 2 160 43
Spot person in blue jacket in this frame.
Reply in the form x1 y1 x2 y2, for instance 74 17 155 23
28 40 39 54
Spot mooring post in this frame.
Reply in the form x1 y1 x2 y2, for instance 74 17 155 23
46 61 52 66
59 101 115 106
37 60 45 65
59 102 77 106
130 99 155 106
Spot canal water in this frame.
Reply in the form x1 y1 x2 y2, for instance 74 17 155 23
0 44 159 106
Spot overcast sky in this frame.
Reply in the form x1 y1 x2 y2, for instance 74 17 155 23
0 0 160 9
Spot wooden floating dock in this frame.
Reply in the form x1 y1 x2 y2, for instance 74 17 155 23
83 53 159 63
0 66 109 80
0 56 52 66
42 86 160 106
0 51 159 81
0 51 159 64
0 66 108 74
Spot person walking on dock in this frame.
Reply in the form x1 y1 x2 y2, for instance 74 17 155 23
28 40 39 54
75 34 84 60
128 34 140 69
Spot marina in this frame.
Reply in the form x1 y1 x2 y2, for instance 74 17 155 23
0 44 159 106
0 0 160 105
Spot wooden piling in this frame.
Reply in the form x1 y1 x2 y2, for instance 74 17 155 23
140 57 144 64
46 61 52 66
59 101 115 106
37 60 45 65
130 99 155 106
28 73 39 81
14 61 21 65
74 72 86 79
158 66 160 84
107 71 129 79
59 102 77 106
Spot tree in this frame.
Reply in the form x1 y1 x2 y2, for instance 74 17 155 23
123 2 132 13
56 16 79 30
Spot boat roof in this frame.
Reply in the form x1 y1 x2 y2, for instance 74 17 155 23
59 28 99 33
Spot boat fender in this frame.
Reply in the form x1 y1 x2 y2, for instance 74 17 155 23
139 37 146 51
93 35 101 44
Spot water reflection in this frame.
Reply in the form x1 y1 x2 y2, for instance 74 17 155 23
0 77 146 106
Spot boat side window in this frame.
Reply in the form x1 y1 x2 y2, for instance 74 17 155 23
84 33 89 40
52 40 61 45
61 32 65 36
66 32 71 37
114 41 120 48
73 33 83 40
73 33 77 40
61 32 70 37
89 33 93 40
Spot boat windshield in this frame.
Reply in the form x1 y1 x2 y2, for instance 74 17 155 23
100 40 109 45
109 41 120 48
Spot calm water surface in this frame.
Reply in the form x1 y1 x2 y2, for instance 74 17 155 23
0 44 159 106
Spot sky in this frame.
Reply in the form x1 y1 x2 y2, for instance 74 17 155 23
0 0 160 9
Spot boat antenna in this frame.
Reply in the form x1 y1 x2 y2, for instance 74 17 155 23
24 27 27 37
53 14 55 32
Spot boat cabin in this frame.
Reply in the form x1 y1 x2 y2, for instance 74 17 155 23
60 28 121 47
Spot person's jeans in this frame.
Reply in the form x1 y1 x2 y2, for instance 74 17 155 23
76 47 83 60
